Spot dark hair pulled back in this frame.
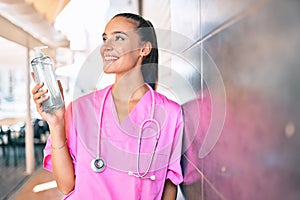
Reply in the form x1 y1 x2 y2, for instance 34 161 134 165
113 13 158 90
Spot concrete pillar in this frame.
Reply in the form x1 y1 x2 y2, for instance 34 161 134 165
25 47 34 174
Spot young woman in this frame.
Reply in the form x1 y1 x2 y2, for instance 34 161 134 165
32 13 183 199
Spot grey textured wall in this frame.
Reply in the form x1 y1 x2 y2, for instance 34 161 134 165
172 0 300 199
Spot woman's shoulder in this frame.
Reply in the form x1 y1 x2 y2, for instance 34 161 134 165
68 85 111 109
73 85 111 102
153 90 181 111
65 85 112 118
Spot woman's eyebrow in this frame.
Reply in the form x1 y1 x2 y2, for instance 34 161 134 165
102 31 129 37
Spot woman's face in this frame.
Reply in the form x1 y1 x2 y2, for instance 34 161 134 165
100 16 142 75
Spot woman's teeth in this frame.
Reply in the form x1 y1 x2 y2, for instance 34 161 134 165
105 56 118 61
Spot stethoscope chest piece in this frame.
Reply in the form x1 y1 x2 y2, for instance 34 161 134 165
91 157 106 173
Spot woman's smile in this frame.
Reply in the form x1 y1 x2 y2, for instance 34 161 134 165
104 55 119 61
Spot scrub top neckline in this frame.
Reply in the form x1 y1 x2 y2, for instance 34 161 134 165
109 88 152 132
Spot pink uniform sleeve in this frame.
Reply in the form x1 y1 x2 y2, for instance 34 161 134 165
43 102 77 172
166 109 184 185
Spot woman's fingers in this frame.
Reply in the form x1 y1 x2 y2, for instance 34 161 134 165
32 83 49 105
31 82 43 95
35 92 49 104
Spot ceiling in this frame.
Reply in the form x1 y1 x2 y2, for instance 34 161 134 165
24 0 70 24
0 0 139 70
0 0 70 49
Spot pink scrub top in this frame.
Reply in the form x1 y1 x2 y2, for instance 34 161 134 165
43 85 183 200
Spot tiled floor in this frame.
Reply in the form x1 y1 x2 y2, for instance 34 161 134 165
0 144 29 200
0 143 63 200
10 168 63 200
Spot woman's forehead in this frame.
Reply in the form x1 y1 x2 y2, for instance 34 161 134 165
104 16 138 33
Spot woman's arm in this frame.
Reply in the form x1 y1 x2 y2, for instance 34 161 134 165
162 179 177 200
50 123 75 194
32 82 75 194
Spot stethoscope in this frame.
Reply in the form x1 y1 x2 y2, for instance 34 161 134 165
91 84 161 181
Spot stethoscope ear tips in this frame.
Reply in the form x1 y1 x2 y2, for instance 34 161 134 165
150 175 156 180
128 171 156 181
128 171 134 176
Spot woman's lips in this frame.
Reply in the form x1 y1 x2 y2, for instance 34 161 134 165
104 55 118 61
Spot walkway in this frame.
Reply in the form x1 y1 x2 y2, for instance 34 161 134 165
9 167 63 200
0 139 62 200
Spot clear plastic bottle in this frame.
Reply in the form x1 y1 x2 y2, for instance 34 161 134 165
31 46 64 113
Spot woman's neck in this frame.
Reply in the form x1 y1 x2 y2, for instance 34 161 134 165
112 68 148 103
111 68 149 123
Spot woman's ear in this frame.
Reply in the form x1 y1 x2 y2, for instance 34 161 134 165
140 41 152 57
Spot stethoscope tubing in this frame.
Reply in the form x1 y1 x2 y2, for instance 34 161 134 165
94 84 161 180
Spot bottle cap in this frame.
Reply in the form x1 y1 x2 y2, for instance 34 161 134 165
33 46 48 58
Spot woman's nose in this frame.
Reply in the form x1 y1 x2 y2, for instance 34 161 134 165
102 38 114 51
102 43 113 51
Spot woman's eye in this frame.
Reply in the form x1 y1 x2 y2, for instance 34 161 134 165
115 35 125 41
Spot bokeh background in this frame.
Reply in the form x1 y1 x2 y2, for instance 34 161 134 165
1 0 300 199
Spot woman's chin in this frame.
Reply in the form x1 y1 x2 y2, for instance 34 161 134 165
103 63 116 73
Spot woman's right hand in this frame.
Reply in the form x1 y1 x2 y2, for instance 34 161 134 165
31 81 65 128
